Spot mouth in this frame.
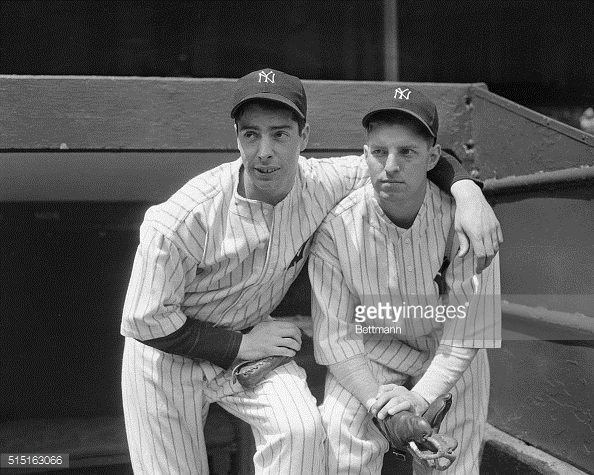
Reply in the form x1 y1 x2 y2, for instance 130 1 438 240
255 167 280 175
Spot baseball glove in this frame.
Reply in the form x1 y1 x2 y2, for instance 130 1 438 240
374 393 458 471
231 355 293 388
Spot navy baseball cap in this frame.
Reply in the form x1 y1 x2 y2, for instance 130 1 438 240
362 86 439 139
230 68 307 120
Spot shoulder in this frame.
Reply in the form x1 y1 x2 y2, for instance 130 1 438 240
320 185 368 229
143 160 236 242
299 154 366 181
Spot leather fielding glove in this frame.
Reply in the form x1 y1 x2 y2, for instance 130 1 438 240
231 355 293 388
374 393 458 471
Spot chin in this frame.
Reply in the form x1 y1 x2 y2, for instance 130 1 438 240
379 190 406 202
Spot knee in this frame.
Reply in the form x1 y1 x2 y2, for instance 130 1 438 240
280 408 324 444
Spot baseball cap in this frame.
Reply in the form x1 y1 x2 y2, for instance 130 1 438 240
230 68 307 120
362 86 439 139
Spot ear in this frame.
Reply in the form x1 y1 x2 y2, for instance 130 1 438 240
363 144 373 166
427 143 441 171
235 125 245 156
299 123 311 152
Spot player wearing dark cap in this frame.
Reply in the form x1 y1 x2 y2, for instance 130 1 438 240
309 86 501 474
121 70 502 475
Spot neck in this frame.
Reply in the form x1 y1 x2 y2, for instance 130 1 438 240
238 165 286 206
376 182 428 229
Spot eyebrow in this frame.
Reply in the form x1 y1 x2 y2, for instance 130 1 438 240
238 123 294 132
368 142 422 149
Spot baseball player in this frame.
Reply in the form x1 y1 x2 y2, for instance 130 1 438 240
308 87 501 474
120 69 502 475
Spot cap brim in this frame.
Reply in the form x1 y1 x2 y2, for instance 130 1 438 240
230 93 305 119
362 107 436 137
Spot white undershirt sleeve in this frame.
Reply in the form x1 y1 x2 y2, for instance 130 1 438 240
412 345 478 404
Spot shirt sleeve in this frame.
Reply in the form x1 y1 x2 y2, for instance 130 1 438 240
441 245 502 348
308 221 365 366
138 317 242 370
121 223 188 340
428 150 484 191
310 155 370 205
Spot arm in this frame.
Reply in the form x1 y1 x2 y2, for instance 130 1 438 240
372 232 502 419
122 224 300 369
370 345 477 419
121 223 243 369
451 180 503 274
140 317 243 370
325 151 502 273
308 223 379 404
431 150 503 274
141 317 301 369
427 149 480 191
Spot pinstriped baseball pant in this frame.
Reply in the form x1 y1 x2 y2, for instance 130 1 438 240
321 349 489 475
122 337 325 475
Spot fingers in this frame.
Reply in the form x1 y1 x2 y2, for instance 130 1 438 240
281 336 301 352
479 256 492 275
241 321 303 360
273 321 302 339
371 385 409 418
474 251 487 275
275 346 298 358
377 384 398 394
457 222 503 274
456 230 470 258
261 321 302 344
262 338 299 358
376 399 414 420
496 223 504 245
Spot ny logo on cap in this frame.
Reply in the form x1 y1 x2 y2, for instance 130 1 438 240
258 71 275 83
394 88 411 100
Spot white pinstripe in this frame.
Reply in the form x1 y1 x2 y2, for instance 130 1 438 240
309 182 501 475
121 155 368 474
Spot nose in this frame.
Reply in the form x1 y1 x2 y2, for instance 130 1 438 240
384 152 401 174
258 136 273 161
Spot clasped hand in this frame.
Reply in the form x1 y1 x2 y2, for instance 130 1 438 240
237 320 302 361
370 384 430 420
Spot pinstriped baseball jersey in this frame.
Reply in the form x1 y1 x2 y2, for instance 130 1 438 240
121 154 368 343
309 181 501 375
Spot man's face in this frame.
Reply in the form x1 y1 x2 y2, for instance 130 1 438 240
364 121 440 204
236 104 309 205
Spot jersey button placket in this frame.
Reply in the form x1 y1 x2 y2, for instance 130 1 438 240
262 207 277 279
403 234 413 271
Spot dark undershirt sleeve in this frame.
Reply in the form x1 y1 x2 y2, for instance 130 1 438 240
428 150 484 192
138 318 243 370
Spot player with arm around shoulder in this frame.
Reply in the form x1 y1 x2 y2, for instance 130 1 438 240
308 87 502 475
120 69 501 475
